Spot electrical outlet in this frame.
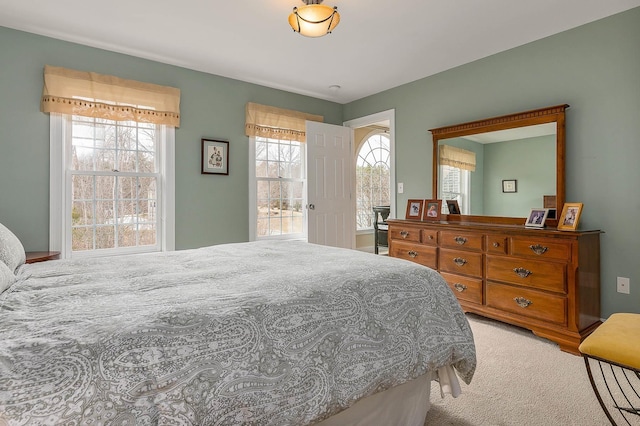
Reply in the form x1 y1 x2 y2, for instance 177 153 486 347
617 277 630 294
398 182 404 194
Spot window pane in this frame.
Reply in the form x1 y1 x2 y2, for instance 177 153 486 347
254 137 305 239
72 227 94 252
96 226 115 249
356 133 390 230
69 116 160 254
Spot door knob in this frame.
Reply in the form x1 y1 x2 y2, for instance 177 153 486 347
308 204 315 210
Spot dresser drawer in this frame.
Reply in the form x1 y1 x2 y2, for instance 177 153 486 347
390 241 437 269
486 282 567 325
439 248 483 278
511 238 571 261
389 226 422 243
440 231 484 251
486 235 509 255
440 272 483 304
421 228 438 246
486 256 566 293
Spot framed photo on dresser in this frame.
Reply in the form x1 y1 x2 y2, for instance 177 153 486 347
423 199 442 221
525 208 549 228
405 199 424 220
558 203 583 231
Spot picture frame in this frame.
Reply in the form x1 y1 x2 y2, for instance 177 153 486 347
525 208 549 228
201 138 229 175
423 199 442 221
557 202 583 231
405 199 424 220
502 179 517 193
446 199 460 215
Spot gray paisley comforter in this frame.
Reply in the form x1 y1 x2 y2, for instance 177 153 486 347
0 240 475 425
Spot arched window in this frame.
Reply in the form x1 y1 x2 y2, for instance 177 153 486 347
356 133 391 230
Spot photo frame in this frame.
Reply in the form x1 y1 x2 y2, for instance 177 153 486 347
525 208 549 228
502 179 517 193
557 202 583 231
423 199 442 221
201 138 229 175
405 199 424 220
446 200 460 215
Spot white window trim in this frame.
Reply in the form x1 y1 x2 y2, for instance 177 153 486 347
49 113 175 258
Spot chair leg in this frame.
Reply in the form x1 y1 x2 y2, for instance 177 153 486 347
584 355 640 426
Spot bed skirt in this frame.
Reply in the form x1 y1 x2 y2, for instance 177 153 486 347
316 371 433 426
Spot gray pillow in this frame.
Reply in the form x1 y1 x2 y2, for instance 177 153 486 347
0 222 26 273
0 260 16 294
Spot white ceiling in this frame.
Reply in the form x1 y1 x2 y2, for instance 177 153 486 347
1 0 639 104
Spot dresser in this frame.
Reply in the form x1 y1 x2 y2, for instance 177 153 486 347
387 219 601 354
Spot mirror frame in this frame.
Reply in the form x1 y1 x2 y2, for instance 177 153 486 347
430 104 569 226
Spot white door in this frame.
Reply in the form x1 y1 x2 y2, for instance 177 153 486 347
306 121 354 249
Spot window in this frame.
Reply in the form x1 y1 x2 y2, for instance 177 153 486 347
42 66 179 258
356 133 391 230
440 165 470 214
51 114 175 257
251 136 306 239
438 145 475 214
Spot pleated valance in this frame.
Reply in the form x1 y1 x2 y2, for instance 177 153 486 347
40 65 181 127
439 145 476 172
245 102 323 142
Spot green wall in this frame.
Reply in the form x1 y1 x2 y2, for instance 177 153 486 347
344 8 640 317
0 26 343 251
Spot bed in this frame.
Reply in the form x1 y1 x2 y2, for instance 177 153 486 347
0 225 476 425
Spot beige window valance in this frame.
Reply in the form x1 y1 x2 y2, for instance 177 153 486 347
439 145 476 172
245 102 323 142
40 65 181 127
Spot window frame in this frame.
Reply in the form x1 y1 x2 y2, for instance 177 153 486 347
49 113 175 258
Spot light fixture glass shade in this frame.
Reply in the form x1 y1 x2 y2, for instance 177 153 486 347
288 4 340 37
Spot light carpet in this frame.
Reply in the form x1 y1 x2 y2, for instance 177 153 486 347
424 313 611 425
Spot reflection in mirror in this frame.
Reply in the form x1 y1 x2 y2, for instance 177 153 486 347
438 123 556 217
430 104 568 224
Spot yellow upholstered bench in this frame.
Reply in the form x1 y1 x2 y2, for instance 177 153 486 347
579 313 640 425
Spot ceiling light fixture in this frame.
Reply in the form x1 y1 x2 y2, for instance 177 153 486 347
288 0 340 38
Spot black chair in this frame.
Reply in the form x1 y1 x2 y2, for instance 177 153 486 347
373 206 391 254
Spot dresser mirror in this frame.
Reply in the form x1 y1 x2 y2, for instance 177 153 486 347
430 104 569 226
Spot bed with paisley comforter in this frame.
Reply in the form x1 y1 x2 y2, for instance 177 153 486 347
0 239 475 425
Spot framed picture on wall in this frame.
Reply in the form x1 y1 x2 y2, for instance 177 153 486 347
405 199 424 220
502 179 517 193
423 199 442 221
558 202 583 231
202 138 229 175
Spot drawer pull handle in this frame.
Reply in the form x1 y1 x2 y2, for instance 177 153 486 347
513 267 532 278
454 236 467 245
454 283 467 292
529 244 548 255
408 250 418 258
453 257 467 266
493 242 500 248
427 235 434 240
514 297 533 308
400 230 409 238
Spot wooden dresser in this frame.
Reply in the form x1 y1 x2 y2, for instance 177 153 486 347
387 219 601 354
